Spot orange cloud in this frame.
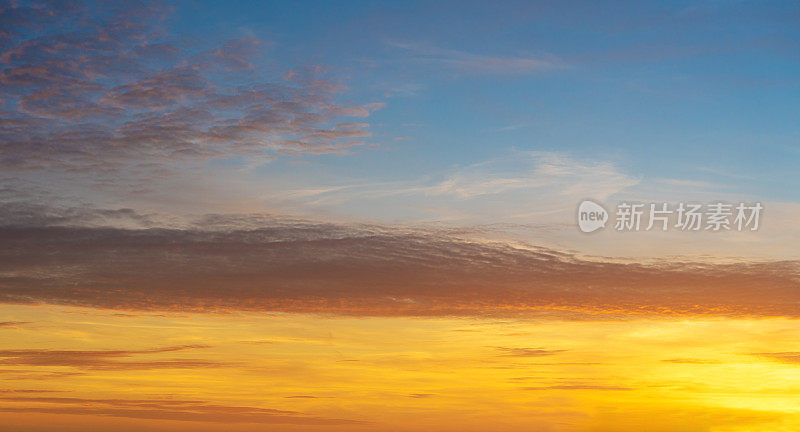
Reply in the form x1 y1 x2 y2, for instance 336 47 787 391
0 396 362 425
522 385 632 391
493 347 567 357
752 352 800 364
0 321 29 327
0 345 228 370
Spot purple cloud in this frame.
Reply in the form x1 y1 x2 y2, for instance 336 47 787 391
0 1 382 176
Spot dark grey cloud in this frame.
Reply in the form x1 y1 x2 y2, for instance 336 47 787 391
0 201 155 228
0 209 798 319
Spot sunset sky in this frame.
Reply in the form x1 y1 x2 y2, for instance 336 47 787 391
1 1 800 431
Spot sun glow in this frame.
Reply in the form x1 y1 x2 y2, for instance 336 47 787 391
2 305 800 431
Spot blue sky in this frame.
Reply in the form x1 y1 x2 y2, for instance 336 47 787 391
165 0 800 201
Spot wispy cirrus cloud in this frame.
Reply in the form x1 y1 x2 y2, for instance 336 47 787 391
387 41 565 75
267 151 639 223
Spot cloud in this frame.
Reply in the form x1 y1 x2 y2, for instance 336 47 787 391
0 212 797 319
0 389 57 394
284 395 327 399
269 151 639 223
0 369 85 380
388 41 565 75
0 321 30 327
523 385 632 391
0 345 228 370
661 358 723 364
430 152 635 199
0 202 155 228
0 1 381 178
655 178 725 189
0 396 362 425
752 352 800 364
494 347 566 357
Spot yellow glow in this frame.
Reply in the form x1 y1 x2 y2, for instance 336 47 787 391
2 305 800 431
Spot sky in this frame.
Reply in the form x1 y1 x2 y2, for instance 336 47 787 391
3 0 799 257
1 1 800 431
